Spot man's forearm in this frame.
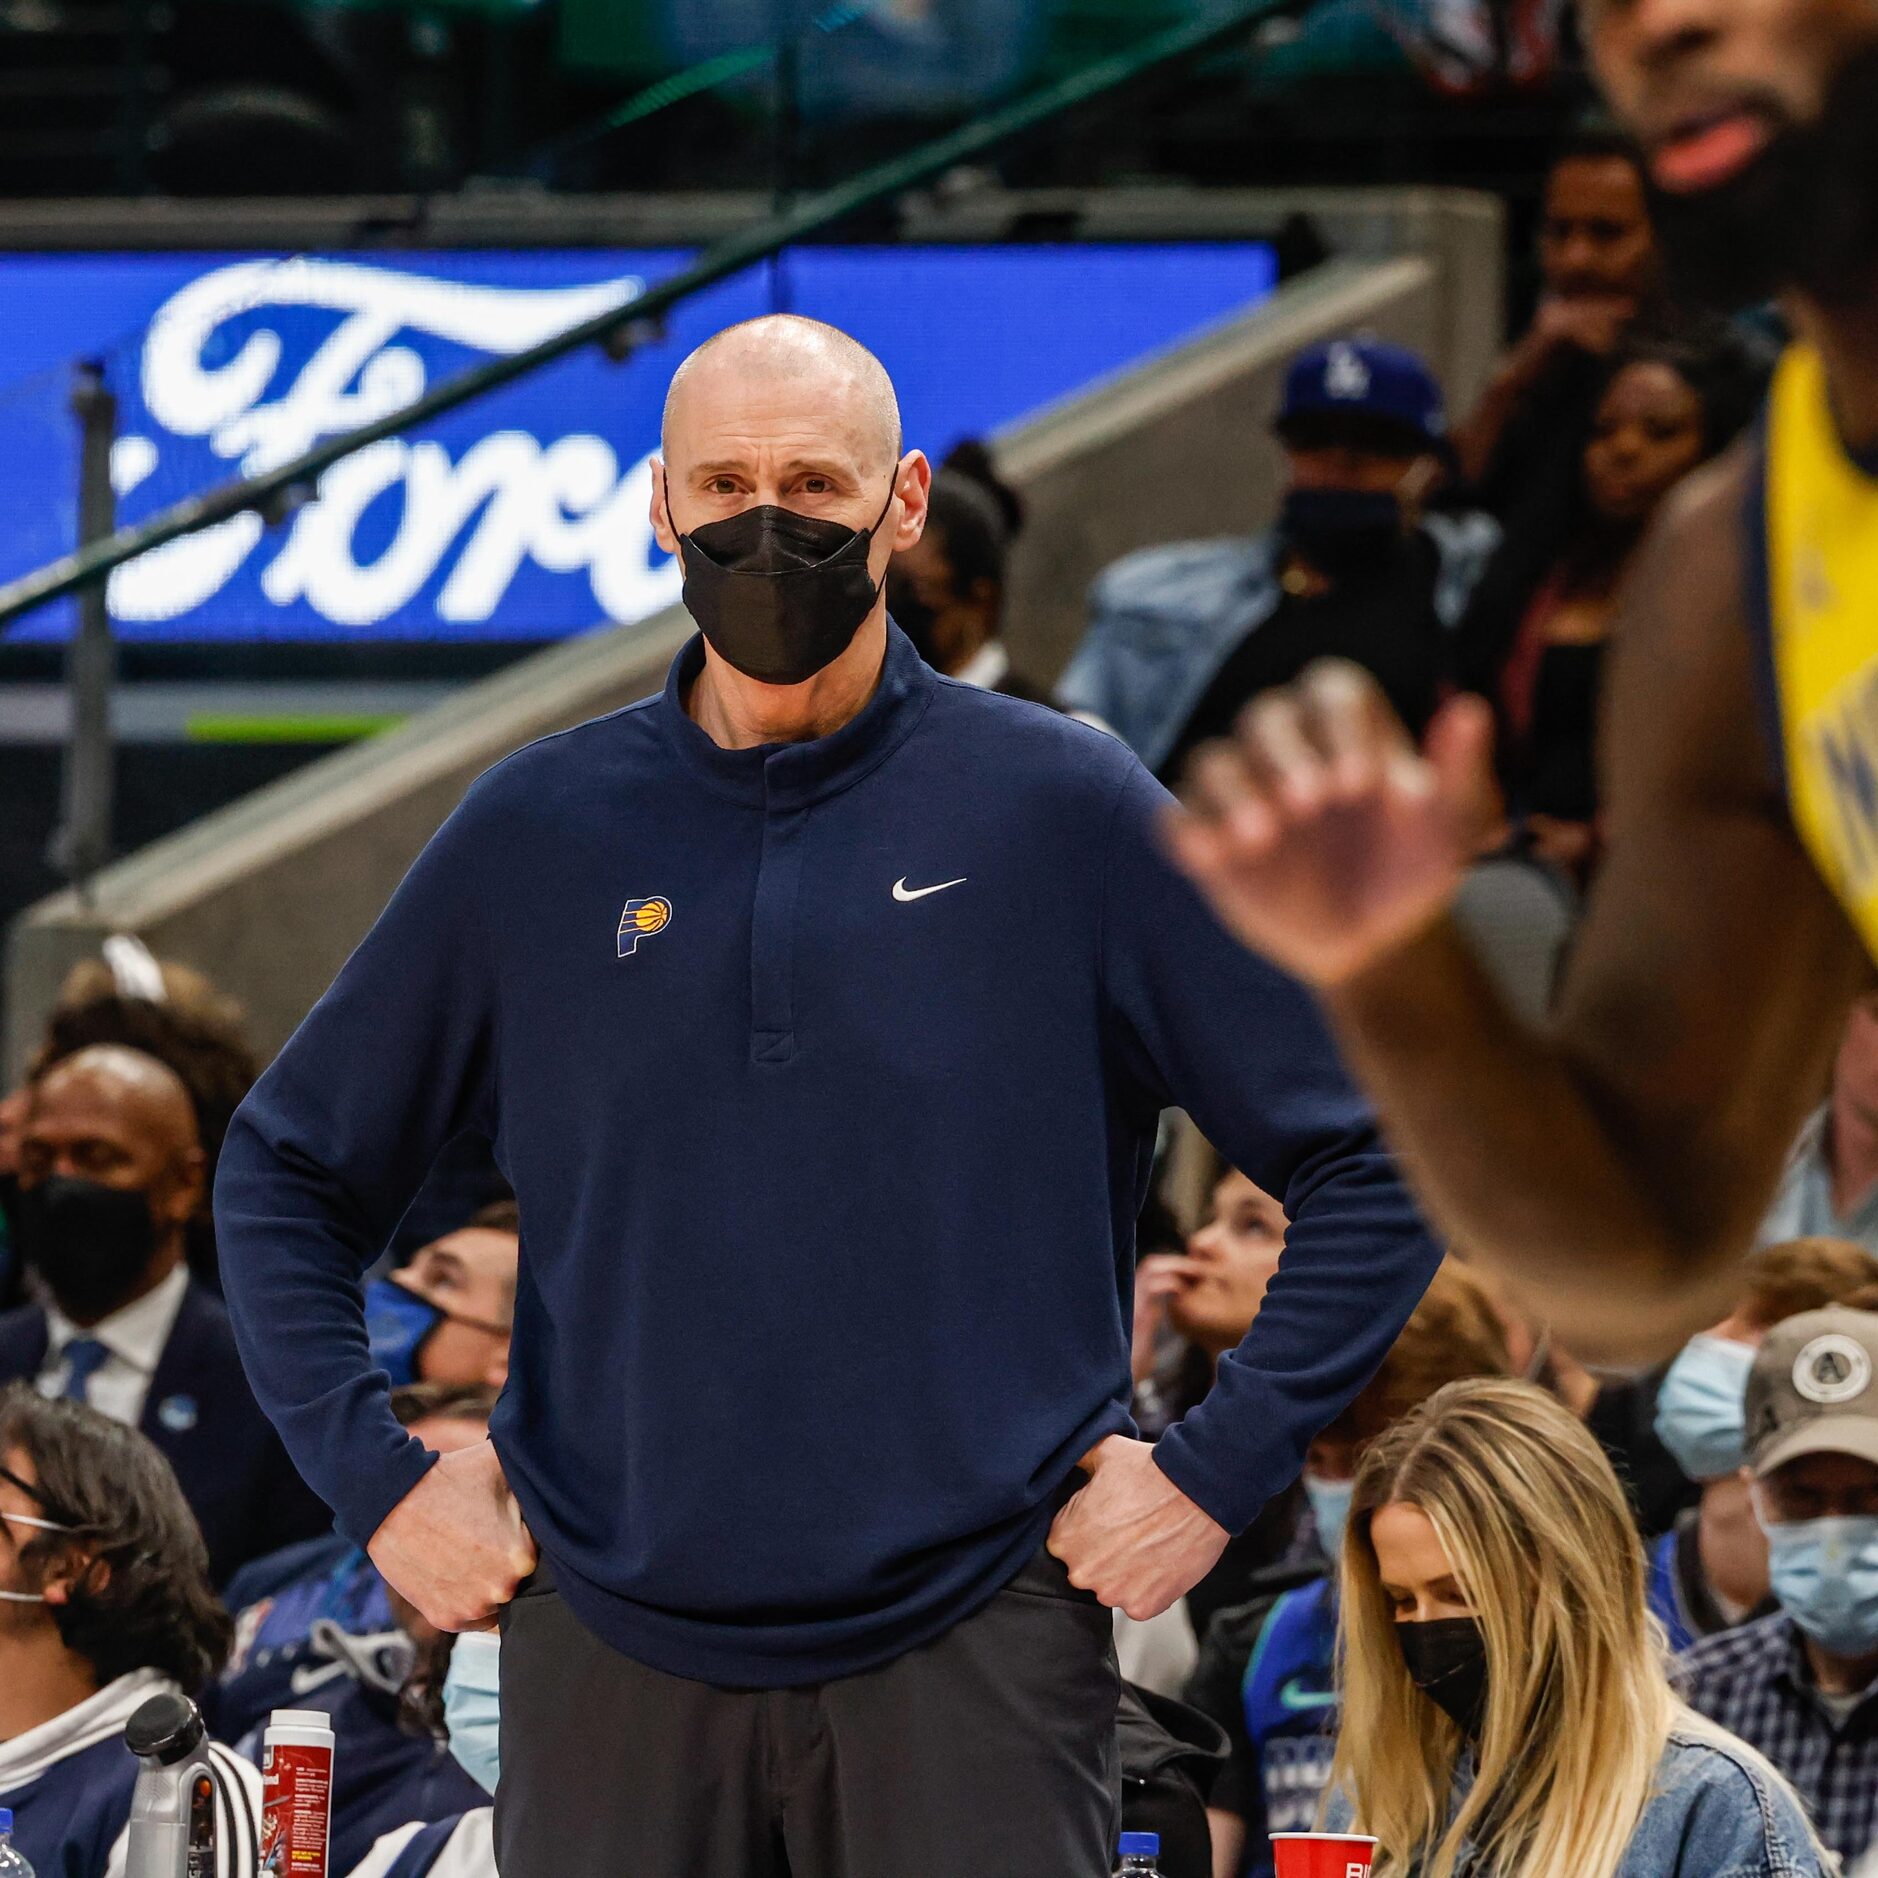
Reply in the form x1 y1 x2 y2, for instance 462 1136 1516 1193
216 1098 437 1544
1322 915 1742 1355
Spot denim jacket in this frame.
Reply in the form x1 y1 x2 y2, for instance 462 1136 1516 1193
1055 512 1499 774
1325 1731 1829 1878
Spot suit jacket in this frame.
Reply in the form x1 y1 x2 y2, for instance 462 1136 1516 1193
0 1279 331 1587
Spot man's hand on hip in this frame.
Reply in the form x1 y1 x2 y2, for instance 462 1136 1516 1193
368 1437 538 1632
1046 1435 1228 1621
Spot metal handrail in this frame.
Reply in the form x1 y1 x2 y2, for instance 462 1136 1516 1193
0 0 1293 631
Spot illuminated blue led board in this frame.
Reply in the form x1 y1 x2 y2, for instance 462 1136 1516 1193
0 244 1276 643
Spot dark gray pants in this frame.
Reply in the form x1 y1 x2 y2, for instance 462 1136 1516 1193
495 1547 1121 1878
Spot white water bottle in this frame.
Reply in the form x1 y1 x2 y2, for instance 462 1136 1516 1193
0 1809 37 1878
1115 1830 1162 1875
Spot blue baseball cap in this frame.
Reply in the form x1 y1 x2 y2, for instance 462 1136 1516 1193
1276 339 1447 450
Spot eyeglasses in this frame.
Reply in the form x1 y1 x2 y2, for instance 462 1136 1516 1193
0 1461 75 1534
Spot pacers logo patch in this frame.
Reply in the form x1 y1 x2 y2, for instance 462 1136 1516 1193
617 896 673 959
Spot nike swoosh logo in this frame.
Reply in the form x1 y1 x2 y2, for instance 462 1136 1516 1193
892 876 967 902
1277 1676 1338 1713
289 1661 347 1696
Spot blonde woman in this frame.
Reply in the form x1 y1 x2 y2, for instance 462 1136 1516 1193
1323 1379 1826 1878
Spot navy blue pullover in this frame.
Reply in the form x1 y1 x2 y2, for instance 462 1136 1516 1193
215 626 1440 1687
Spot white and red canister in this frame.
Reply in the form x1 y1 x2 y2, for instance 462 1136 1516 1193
260 1708 335 1878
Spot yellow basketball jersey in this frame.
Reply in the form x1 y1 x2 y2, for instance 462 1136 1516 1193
1759 341 1878 961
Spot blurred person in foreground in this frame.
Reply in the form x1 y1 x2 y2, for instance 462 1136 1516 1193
1188 1260 1511 1878
1650 1237 1878 1650
1760 995 1878 1254
1463 1269 1696 1536
0 1046 325 1585
1166 0 1878 1360
884 439 1052 701
214 313 1442 1878
1455 329 1767 885
1059 339 1497 778
1676 1304 1878 1864
0 1383 260 1876
1325 1379 1827 1878
1456 124 1662 522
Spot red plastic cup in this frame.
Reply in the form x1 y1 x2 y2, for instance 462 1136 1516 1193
1270 1833 1380 1878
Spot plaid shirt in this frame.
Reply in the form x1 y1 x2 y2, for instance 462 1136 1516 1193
1676 1611 1878 1865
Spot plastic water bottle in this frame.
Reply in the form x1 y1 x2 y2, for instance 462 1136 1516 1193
1115 1830 1161 1875
0 1809 36 1878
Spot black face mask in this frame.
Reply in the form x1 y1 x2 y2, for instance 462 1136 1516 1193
1279 486 1405 580
1648 41 1878 311
1396 1616 1490 1737
883 573 943 668
677 487 895 687
11 1174 159 1323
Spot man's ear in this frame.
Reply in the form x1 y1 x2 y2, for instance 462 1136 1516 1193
891 450 932 553
156 1146 207 1230
650 459 680 557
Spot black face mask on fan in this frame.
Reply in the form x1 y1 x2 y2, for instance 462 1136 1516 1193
676 483 897 687
10 1174 160 1323
883 573 943 669
1396 1615 1490 1738
1278 486 1405 580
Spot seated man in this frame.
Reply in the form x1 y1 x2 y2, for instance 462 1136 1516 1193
214 1384 499 1877
1650 1238 1878 1651
1183 1261 1512 1878
1676 1304 1878 1868
365 1202 518 1391
21 938 262 1292
1454 123 1660 522
1058 337 1497 778
0 1382 260 1876
0 1046 327 1584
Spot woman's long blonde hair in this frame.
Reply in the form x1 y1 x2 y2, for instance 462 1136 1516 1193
1328 1378 1675 1878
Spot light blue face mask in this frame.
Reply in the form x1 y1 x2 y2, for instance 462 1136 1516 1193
1654 1333 1757 1481
1764 1513 1878 1655
442 1630 502 1795
1303 1471 1355 1560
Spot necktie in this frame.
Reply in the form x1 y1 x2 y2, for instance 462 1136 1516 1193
60 1337 111 1403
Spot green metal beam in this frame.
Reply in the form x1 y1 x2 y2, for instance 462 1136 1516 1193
0 0 1288 632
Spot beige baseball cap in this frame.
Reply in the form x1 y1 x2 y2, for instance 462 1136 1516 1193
1747 1306 1878 1478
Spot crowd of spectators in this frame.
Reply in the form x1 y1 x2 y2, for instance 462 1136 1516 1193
1061 120 1775 918
0 953 520 1874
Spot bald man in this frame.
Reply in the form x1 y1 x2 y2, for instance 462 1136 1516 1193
0 1046 327 1582
216 315 1440 1878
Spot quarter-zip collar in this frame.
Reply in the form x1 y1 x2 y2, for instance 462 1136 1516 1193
659 620 935 812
